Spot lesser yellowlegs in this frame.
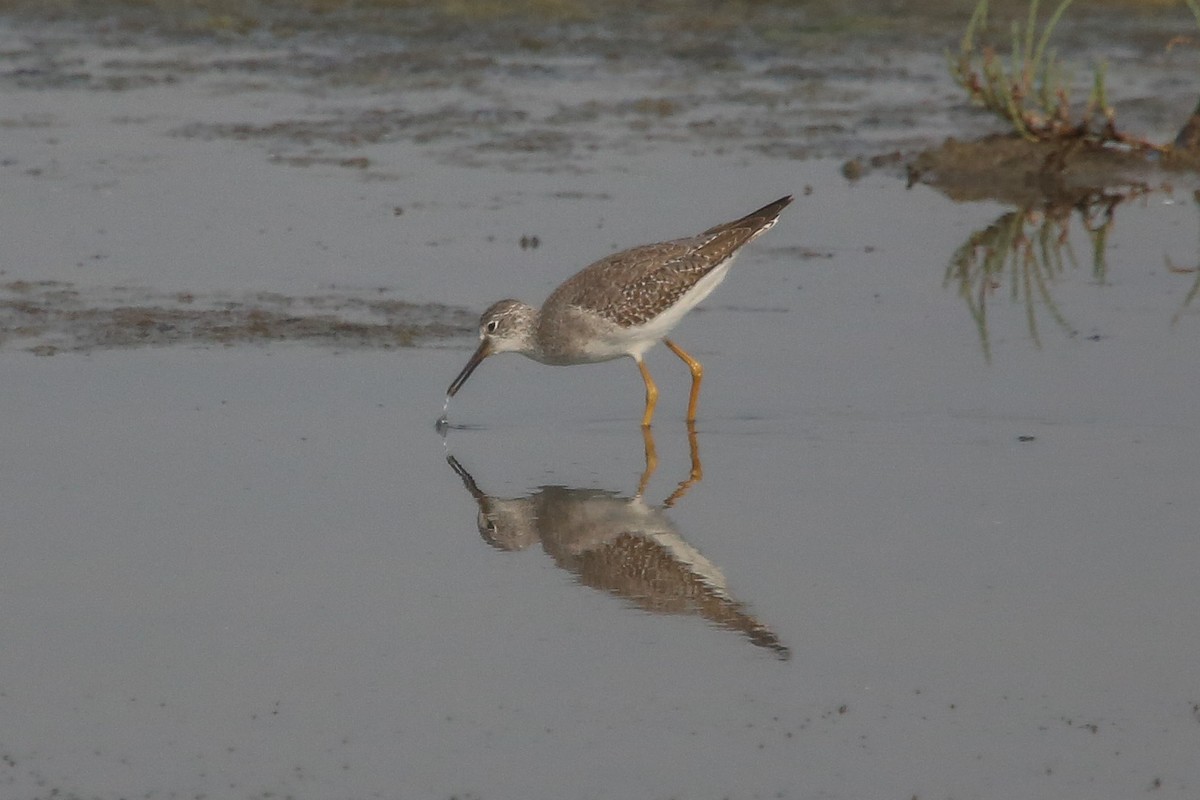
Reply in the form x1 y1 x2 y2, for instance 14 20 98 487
446 195 793 426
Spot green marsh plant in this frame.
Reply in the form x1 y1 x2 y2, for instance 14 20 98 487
948 0 1171 150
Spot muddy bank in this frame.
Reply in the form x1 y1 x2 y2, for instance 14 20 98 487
906 133 1200 206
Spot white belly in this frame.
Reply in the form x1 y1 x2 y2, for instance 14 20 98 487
618 259 734 358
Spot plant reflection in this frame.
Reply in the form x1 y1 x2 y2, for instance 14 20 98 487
1169 190 1200 328
446 427 790 660
945 188 1200 360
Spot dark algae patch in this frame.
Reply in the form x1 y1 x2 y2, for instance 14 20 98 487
0 281 475 355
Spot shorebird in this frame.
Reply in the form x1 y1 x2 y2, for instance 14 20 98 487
446 195 793 426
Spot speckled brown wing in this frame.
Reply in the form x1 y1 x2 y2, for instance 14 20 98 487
698 194 793 237
545 195 793 328
586 228 761 327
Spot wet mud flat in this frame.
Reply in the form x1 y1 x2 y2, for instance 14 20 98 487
1 0 1197 352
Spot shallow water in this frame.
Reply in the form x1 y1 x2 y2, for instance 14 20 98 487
2 4 1199 800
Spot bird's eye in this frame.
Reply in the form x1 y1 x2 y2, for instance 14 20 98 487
485 320 499 334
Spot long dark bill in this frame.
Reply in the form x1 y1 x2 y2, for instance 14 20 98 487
447 340 492 397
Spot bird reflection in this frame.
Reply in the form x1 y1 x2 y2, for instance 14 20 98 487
446 427 790 659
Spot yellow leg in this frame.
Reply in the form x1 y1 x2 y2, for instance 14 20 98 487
637 358 659 427
664 338 703 422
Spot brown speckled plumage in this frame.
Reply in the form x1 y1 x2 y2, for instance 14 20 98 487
544 196 792 328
